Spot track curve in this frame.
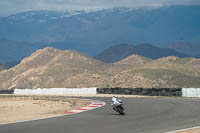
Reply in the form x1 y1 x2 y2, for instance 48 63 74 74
1 97 200 133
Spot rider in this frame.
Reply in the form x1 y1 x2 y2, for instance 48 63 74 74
111 96 122 110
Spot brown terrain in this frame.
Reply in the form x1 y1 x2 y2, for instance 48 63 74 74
0 47 200 90
0 95 90 124
176 128 200 133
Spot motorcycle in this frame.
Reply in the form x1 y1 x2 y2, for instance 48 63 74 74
112 99 125 115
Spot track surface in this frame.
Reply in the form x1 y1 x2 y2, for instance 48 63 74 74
1 97 200 133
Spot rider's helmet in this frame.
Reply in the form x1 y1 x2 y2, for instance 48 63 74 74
112 96 116 100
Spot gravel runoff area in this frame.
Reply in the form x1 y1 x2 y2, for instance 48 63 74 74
0 95 91 124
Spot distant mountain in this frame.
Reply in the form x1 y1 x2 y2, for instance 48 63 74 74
0 39 105 64
0 39 37 64
94 44 135 63
133 43 189 59
0 39 84 64
0 47 200 89
0 10 85 42
168 42 200 57
95 44 190 63
0 6 200 57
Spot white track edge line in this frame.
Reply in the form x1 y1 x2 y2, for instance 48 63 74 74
0 99 106 126
165 126 200 133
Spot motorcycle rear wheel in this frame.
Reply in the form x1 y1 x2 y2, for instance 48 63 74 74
117 106 125 115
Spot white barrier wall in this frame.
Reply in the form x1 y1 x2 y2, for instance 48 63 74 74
13 88 200 97
182 88 200 97
14 88 97 95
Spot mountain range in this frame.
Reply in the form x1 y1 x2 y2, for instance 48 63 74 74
168 42 200 57
1 6 199 45
0 39 198 66
0 39 35 64
95 43 190 63
0 47 200 89
0 5 200 65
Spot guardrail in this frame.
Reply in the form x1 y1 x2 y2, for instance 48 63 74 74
97 88 182 96
0 89 14 94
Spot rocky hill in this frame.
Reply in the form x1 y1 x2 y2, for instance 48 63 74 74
0 47 199 89
140 56 200 87
0 47 106 89
115 54 152 66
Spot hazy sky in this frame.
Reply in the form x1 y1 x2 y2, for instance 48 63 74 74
0 0 199 16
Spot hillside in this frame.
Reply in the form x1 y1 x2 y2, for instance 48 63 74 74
115 54 152 66
95 44 190 63
0 47 107 89
114 56 200 88
144 56 200 77
0 47 200 89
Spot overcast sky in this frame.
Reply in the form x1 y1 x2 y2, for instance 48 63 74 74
0 0 199 16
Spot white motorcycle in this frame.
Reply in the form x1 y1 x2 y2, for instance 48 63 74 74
112 99 125 115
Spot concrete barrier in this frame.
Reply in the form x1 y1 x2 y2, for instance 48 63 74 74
0 88 199 97
182 88 200 97
14 88 97 95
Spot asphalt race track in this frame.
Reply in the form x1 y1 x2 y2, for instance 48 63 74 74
1 97 200 133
